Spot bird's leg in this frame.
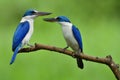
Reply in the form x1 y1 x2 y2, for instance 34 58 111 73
27 43 34 47
63 45 69 51
64 45 69 50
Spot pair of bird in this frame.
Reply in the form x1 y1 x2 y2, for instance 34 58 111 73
10 9 84 69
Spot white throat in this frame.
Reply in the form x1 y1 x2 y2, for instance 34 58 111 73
20 16 35 22
58 22 72 27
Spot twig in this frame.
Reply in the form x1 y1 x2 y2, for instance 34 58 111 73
19 43 120 80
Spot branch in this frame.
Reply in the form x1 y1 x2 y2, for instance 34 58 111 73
19 43 120 80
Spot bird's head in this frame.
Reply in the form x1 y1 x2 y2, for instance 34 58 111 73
44 16 71 25
23 10 52 19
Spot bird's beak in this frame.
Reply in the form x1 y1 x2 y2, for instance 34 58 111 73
43 18 58 22
35 12 52 16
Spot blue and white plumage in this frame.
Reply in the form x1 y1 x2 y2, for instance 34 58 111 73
44 16 84 69
10 10 51 64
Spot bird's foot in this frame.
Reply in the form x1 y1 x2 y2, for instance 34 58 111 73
27 44 34 47
63 46 69 50
72 52 76 58
63 46 69 52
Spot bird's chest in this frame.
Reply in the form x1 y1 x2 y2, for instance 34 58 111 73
22 20 33 45
62 26 79 50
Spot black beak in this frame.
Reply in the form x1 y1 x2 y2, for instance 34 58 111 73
43 18 58 22
35 12 52 16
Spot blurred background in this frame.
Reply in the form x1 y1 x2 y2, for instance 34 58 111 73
0 0 120 80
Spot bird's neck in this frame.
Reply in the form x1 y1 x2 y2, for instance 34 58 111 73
60 22 73 35
59 22 72 27
20 17 34 23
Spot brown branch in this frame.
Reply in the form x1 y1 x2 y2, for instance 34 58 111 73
19 43 120 80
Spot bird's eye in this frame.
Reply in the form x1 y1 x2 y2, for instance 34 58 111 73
56 17 60 20
31 11 36 14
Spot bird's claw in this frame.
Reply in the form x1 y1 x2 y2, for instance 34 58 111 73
63 46 69 52
27 44 34 47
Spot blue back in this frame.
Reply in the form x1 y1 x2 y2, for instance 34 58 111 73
72 25 83 52
12 21 29 51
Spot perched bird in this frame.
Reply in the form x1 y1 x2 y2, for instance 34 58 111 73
10 10 51 65
44 16 84 69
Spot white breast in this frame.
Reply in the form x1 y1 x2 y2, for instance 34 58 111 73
60 22 79 51
21 18 34 46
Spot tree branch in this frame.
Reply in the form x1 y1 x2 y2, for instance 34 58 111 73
19 43 120 80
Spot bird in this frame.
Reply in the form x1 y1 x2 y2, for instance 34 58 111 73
10 10 51 65
44 16 84 69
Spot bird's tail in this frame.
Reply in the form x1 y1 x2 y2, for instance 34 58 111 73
76 58 84 69
76 50 84 69
10 45 21 65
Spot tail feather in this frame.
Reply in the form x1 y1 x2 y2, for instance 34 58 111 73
10 45 21 65
76 58 84 69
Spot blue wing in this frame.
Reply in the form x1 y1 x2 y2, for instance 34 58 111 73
12 21 30 51
72 25 83 52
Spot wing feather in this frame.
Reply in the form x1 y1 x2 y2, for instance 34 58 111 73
12 21 29 51
72 25 83 52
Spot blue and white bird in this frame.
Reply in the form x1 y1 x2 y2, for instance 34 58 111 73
44 16 84 69
10 10 51 65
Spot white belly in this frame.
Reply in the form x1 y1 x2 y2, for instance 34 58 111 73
62 24 79 51
22 20 34 46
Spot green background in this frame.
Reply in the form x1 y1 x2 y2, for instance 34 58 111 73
0 0 120 80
